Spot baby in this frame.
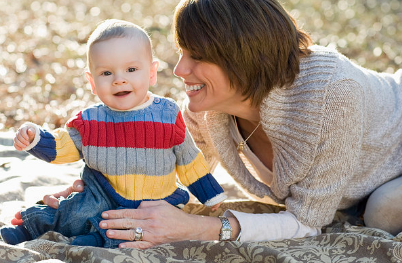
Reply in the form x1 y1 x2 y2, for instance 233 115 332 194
0 19 226 248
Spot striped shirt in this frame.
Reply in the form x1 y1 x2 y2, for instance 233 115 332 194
27 94 226 208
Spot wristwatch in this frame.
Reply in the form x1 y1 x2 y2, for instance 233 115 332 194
218 216 232 241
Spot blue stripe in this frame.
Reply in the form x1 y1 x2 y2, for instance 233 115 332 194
81 99 180 124
187 173 225 204
92 167 190 208
28 129 57 162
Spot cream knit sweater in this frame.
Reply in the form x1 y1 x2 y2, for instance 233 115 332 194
183 45 402 228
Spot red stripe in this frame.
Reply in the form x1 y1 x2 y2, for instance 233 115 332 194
76 120 180 148
174 111 186 146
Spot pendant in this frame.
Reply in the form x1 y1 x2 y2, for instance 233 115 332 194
237 141 245 152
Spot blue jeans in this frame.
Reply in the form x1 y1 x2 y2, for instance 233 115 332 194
21 166 127 248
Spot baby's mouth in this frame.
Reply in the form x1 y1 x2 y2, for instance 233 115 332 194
114 91 131 96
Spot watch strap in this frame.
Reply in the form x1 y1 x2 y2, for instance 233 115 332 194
218 216 232 241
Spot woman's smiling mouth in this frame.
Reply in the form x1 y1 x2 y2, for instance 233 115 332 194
185 84 205 91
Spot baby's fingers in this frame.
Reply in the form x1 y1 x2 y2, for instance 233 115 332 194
14 127 36 151
26 128 36 142
11 212 23 226
14 136 29 151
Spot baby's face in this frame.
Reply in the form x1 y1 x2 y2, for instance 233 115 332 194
86 37 158 110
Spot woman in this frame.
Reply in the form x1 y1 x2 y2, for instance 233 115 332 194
36 0 402 249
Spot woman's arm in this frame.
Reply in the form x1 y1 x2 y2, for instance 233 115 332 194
281 79 364 227
225 210 321 241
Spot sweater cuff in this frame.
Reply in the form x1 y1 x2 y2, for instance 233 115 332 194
223 209 322 242
20 122 41 151
204 192 227 207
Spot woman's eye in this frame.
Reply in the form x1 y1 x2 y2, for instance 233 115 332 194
191 55 203 61
102 71 112 76
128 68 137 72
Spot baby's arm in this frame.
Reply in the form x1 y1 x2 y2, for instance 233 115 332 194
14 125 36 151
13 122 81 164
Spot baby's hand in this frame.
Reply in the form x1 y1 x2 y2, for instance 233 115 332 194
210 202 221 212
14 126 36 151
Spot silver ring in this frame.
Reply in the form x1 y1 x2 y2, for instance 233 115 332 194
134 227 143 241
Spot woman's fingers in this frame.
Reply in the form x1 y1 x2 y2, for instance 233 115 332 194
99 218 139 230
105 224 157 249
101 200 163 220
106 228 148 241
100 200 200 248
119 241 154 249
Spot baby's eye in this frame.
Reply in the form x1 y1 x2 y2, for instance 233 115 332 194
101 71 112 76
128 68 137 72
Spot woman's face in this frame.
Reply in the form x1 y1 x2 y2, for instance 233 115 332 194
174 48 243 113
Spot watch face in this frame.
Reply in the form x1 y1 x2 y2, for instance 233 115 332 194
222 230 231 240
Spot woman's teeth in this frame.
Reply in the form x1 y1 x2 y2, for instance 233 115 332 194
185 84 205 91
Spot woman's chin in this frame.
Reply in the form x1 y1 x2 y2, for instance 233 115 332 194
187 103 203 112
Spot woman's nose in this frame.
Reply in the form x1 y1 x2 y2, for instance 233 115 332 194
174 56 191 78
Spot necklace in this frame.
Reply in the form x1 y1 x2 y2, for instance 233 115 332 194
233 116 261 152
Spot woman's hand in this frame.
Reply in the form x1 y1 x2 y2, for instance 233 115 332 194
42 179 84 209
99 200 221 249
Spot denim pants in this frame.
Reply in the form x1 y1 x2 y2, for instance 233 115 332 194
21 166 127 248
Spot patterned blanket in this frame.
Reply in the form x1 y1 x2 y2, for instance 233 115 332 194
1 201 402 263
1 133 402 262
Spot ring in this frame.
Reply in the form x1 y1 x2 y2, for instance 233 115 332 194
134 227 143 241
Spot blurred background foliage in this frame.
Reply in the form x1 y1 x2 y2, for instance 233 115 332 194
0 0 401 131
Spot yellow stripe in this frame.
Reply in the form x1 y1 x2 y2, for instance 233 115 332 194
103 170 178 200
50 128 80 164
176 153 210 186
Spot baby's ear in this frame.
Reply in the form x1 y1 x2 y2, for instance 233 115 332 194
149 61 159 86
85 72 97 95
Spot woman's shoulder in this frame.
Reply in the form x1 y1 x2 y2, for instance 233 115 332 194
294 45 341 87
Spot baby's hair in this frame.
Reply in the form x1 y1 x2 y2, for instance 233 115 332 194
86 19 153 68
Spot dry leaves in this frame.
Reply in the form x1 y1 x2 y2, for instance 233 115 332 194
1 0 401 131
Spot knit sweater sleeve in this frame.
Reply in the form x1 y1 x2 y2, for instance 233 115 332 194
174 109 226 206
22 122 81 164
266 78 364 228
297 80 363 227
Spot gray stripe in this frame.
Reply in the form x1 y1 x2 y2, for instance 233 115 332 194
174 129 202 166
82 146 176 176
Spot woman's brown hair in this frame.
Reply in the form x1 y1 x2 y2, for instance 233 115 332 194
173 0 312 106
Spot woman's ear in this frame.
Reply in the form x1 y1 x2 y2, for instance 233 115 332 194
85 72 97 95
149 61 159 86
